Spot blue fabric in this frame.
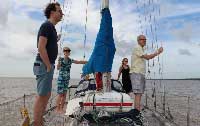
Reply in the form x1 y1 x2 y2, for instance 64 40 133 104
33 60 55 96
82 8 115 74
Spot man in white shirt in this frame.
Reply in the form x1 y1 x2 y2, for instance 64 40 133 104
130 35 163 112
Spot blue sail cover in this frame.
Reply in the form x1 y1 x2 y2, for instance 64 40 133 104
82 8 115 75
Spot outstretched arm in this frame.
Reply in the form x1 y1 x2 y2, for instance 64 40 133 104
73 60 87 64
141 53 158 60
141 47 163 60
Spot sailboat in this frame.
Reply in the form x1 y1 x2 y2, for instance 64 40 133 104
0 1 192 126
64 0 143 125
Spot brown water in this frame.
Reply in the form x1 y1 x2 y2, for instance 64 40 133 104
0 77 199 104
0 77 200 126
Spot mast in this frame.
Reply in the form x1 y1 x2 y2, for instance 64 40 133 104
101 0 109 10
101 0 111 92
83 0 114 92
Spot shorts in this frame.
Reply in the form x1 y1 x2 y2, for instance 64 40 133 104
33 60 55 96
57 76 69 94
130 72 145 94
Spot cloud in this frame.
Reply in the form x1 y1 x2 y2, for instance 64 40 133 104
13 0 48 9
178 48 192 56
0 25 38 61
0 39 8 48
171 23 193 43
160 1 200 18
0 0 12 29
158 1 200 44
114 35 135 57
0 0 42 61
0 0 200 78
158 8 200 44
59 0 139 59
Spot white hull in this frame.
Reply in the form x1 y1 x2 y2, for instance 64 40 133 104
65 91 133 116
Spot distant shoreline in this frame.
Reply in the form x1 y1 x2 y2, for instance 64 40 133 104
147 78 200 80
0 76 200 80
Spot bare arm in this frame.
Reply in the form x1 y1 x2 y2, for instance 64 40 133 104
38 36 51 72
57 63 61 70
141 52 158 60
57 62 61 70
73 60 87 64
56 57 62 70
141 47 163 60
117 66 123 80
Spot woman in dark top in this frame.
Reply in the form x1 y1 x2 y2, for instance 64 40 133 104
117 58 132 94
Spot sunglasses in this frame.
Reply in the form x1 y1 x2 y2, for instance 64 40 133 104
124 60 128 62
63 50 71 52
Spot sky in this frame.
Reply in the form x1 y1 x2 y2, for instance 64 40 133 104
0 0 200 79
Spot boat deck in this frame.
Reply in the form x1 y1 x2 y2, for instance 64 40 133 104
42 108 161 126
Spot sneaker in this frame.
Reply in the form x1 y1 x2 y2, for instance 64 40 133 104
138 112 144 122
133 111 144 126
135 113 144 126
81 119 89 126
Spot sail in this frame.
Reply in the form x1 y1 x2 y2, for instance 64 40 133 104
82 8 115 75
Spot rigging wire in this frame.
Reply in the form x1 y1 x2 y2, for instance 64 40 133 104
83 0 89 60
53 0 70 76
137 0 164 96
59 0 68 57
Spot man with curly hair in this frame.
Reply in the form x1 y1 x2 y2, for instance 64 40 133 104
33 2 63 126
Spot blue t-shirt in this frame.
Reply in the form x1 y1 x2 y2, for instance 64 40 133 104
36 21 58 63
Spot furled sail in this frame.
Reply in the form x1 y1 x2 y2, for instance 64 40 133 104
82 8 115 75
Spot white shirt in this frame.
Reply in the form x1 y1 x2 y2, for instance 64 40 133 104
130 45 146 75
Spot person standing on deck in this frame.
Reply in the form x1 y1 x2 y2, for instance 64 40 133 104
130 35 163 112
56 47 87 113
32 2 63 126
117 58 132 95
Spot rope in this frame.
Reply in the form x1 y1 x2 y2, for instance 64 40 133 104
0 93 35 106
54 0 71 76
135 0 165 105
56 0 72 61
83 0 89 60
63 0 72 38
59 0 70 57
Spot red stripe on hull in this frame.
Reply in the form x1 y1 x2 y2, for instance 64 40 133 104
83 103 133 106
